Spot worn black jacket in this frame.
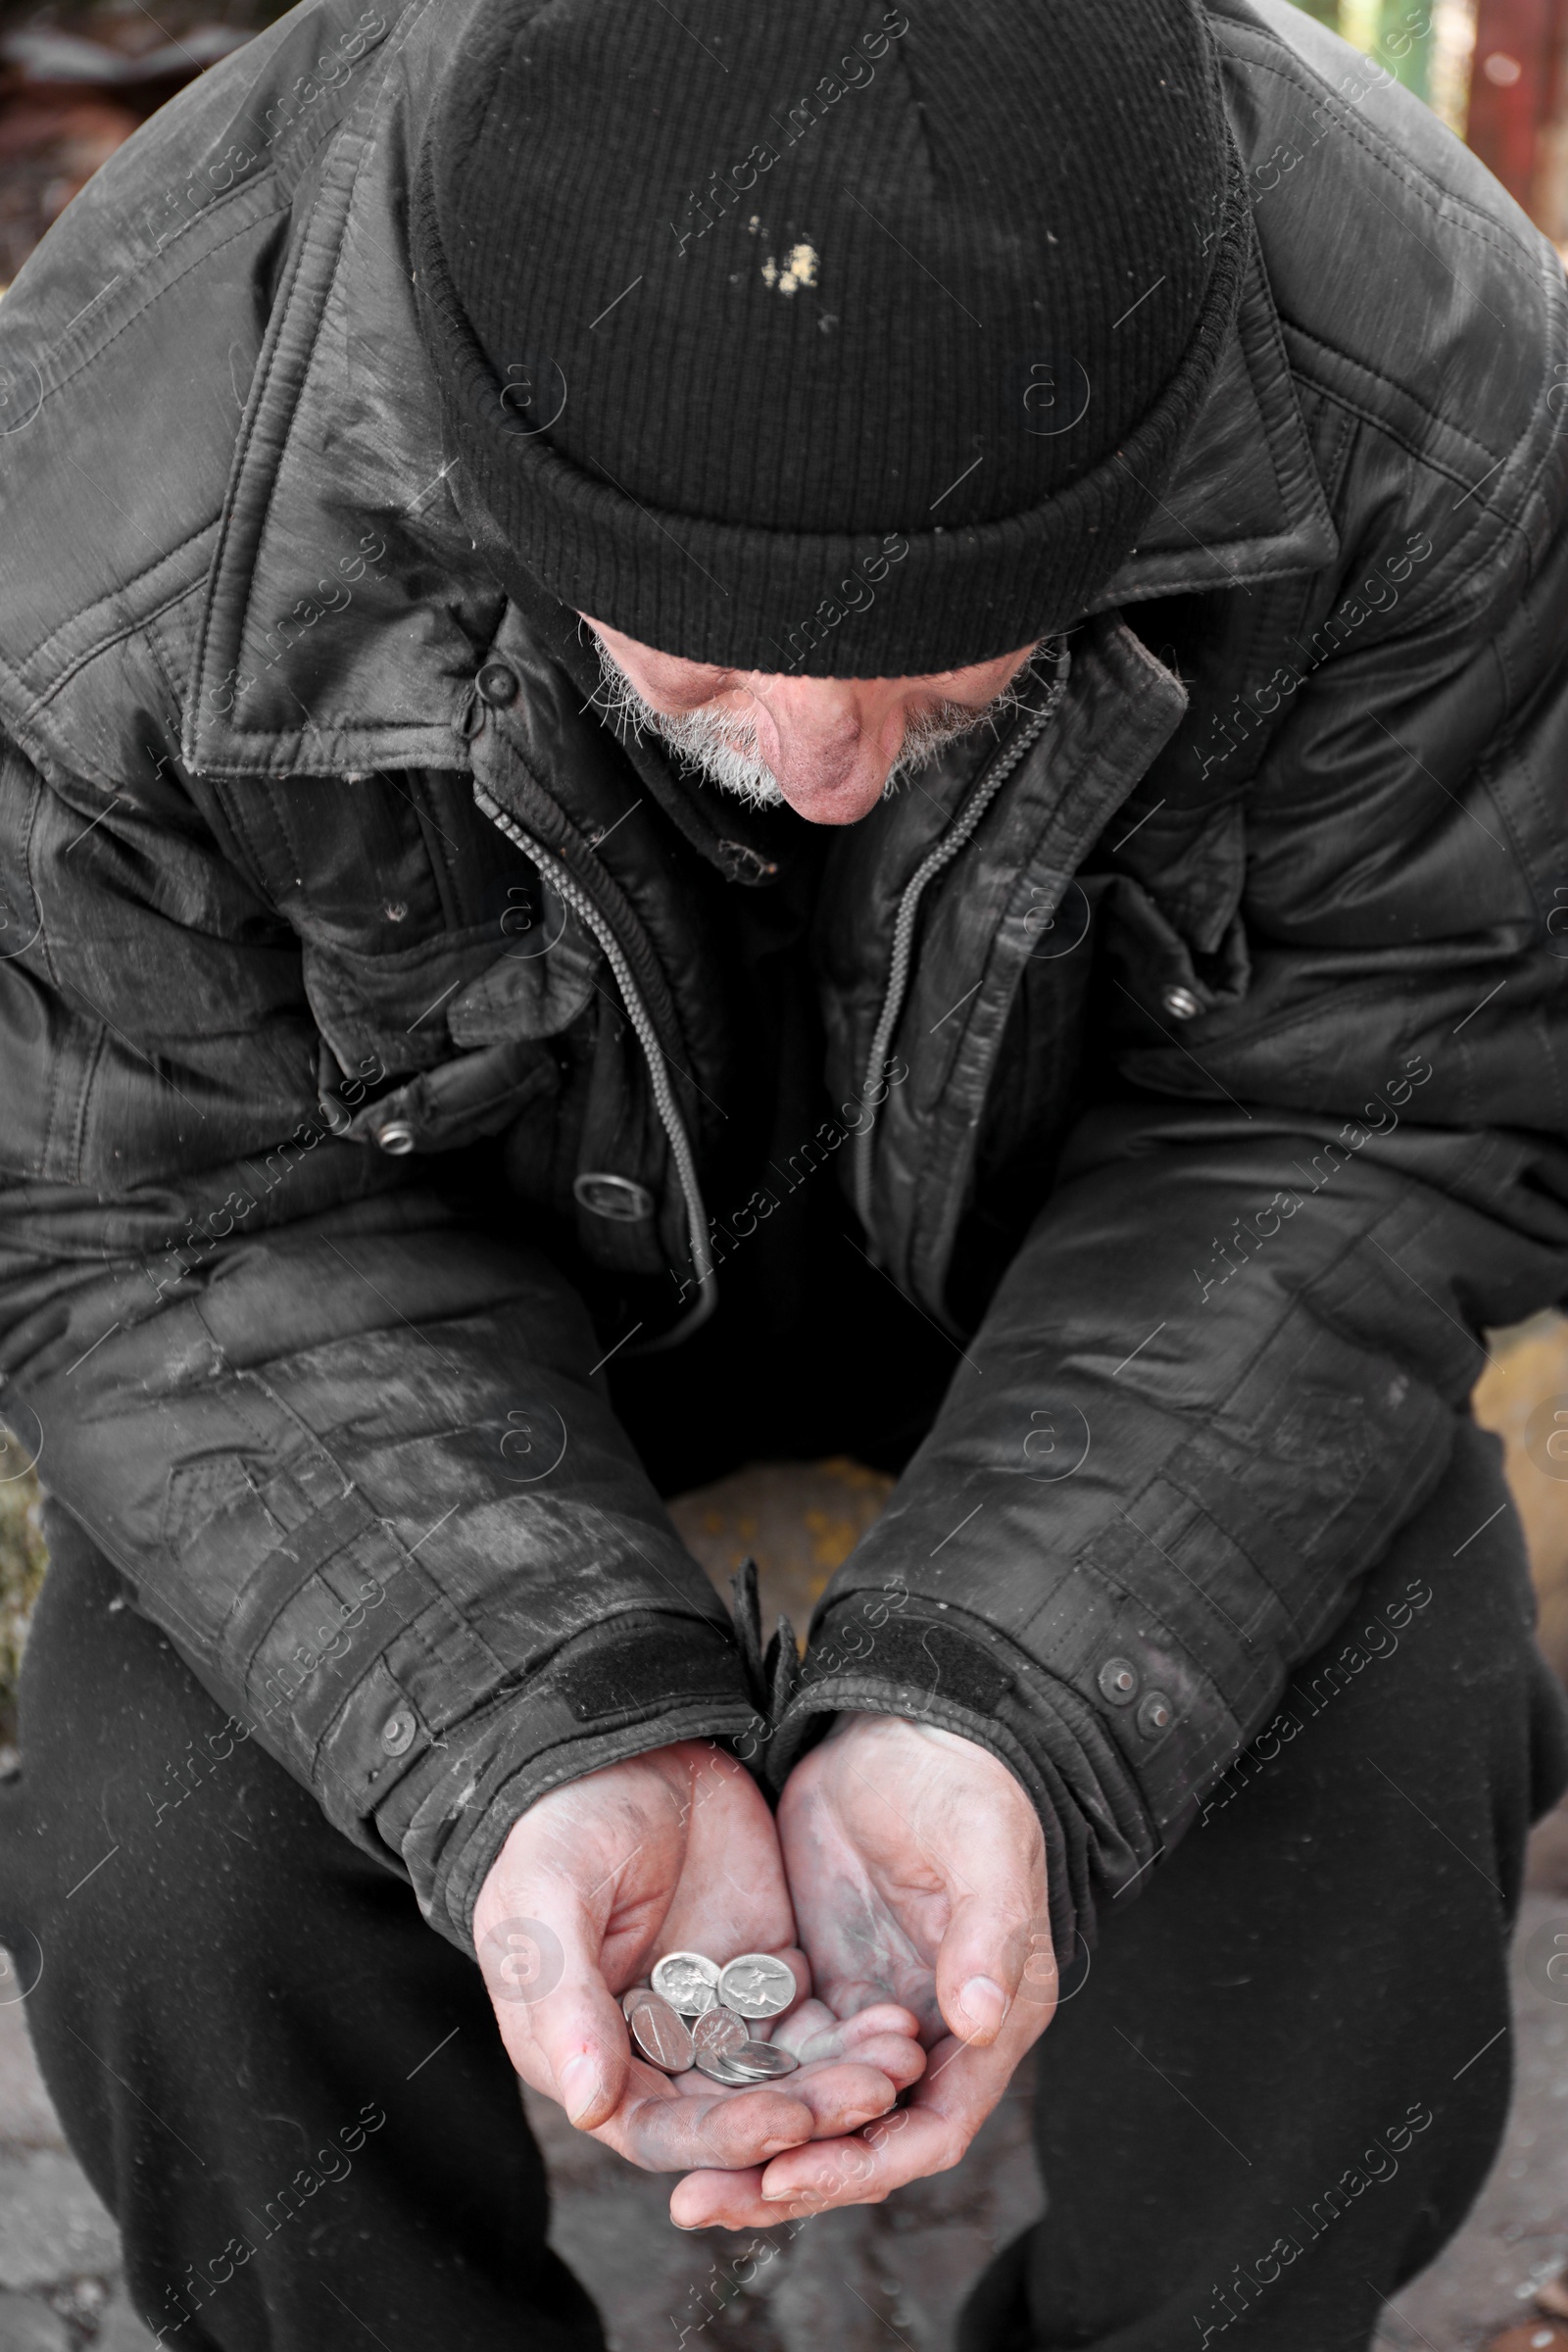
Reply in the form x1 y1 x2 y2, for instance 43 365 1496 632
3 0 1568 1960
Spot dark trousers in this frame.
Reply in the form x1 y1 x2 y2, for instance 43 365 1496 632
2 1418 1564 2352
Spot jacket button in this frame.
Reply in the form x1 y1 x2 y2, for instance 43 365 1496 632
380 1706 417 1756
1097 1656 1140 1705
476 661 520 708
573 1171 655 1222
1137 1690 1175 1739
1161 984 1201 1020
375 1121 416 1155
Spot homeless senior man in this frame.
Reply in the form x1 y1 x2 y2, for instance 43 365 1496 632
2 0 1568 2343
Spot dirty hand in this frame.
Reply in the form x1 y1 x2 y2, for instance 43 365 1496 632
669 1713 1054 2228
472 1740 925 2205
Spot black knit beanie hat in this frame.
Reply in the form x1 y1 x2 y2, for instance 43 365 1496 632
412 0 1248 678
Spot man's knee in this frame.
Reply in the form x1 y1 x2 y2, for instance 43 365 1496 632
10 1503 372 1977
1215 1417 1566 1900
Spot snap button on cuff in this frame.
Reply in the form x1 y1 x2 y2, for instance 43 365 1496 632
1098 1656 1140 1705
1161 984 1200 1020
380 1706 417 1756
476 661 520 708
375 1121 416 1155
573 1171 655 1222
1137 1690 1174 1739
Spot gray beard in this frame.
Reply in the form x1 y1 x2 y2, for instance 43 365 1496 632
590 637 1035 810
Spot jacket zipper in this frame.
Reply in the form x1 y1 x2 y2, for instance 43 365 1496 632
472 782 718 1348
853 640 1072 1237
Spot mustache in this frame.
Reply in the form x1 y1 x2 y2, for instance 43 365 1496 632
589 641 1035 810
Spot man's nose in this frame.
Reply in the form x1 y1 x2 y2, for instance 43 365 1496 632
748 679 896 819
770 716 861 789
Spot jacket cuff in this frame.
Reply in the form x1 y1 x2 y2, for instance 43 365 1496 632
767 1601 1171 1965
371 1611 761 1950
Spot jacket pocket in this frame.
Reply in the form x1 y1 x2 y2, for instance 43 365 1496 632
302 884 600 1083
1101 796 1251 1015
339 1037 558 1154
1106 872 1251 1021
447 877 600 1046
303 924 512 1082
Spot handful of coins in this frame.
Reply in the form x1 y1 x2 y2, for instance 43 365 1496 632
622 1951 801 2085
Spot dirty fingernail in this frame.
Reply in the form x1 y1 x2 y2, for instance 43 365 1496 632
560 2054 603 2124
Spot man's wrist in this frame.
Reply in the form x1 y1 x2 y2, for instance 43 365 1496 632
770 1593 1162 1971
373 1612 760 1951
823 1710 1005 1763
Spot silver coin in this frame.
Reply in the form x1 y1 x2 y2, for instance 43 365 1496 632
693 2046 760 2085
691 2007 747 2060
619 1986 654 2021
626 1993 694 2075
716 1952 799 2020
729 2038 799 2079
651 1951 721 2015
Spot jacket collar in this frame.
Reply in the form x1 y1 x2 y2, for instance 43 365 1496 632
1093 220 1339 612
186 24 1338 783
183 0 499 782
